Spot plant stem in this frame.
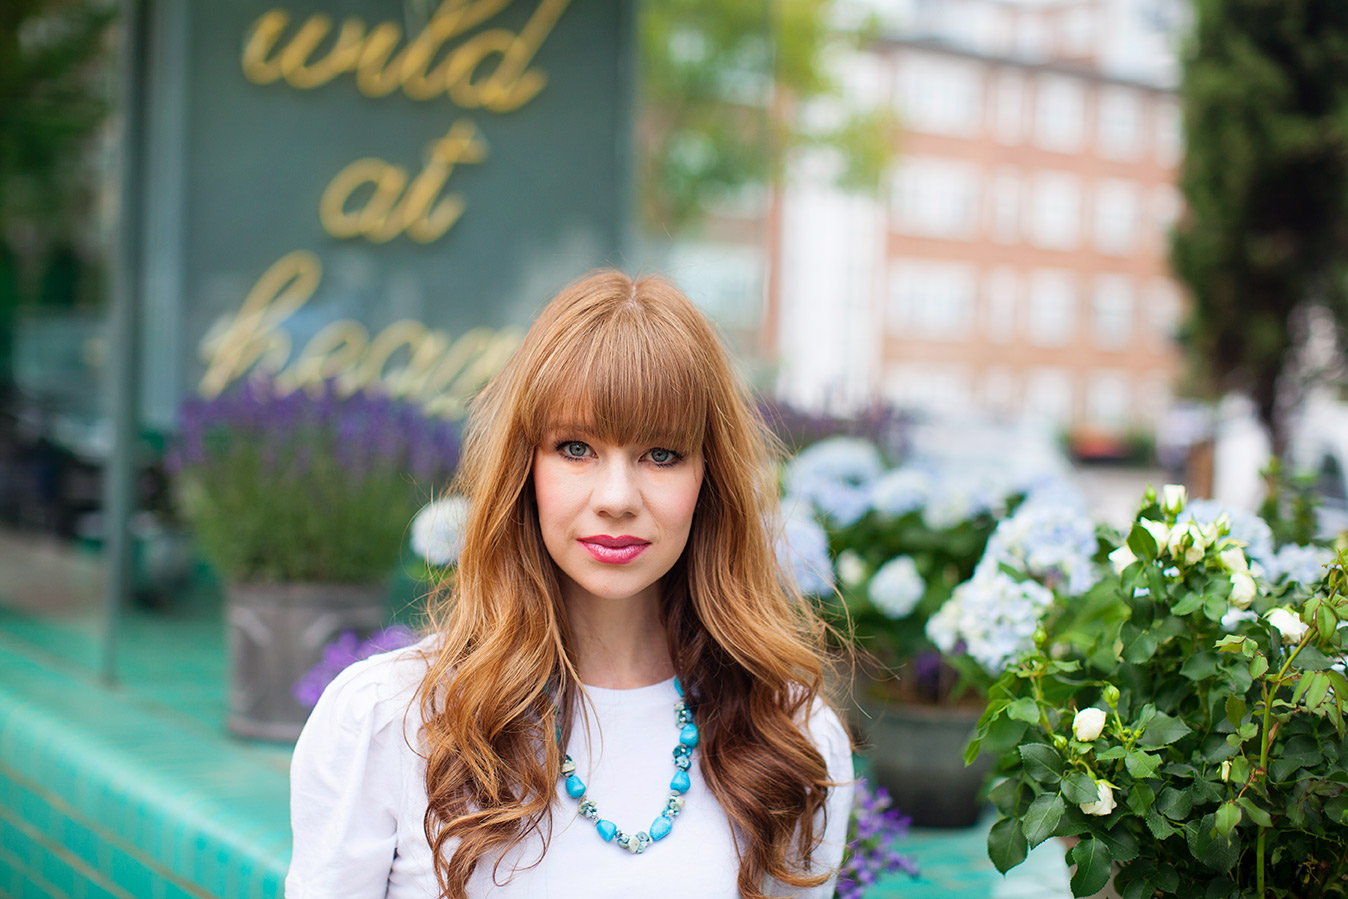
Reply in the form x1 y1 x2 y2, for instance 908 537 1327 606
1256 680 1273 898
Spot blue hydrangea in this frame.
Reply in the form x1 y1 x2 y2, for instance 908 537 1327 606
867 556 925 619
870 467 931 519
775 499 835 595
920 470 1005 530
1180 499 1275 573
785 437 884 527
1267 543 1335 585
926 570 1055 674
977 499 1100 596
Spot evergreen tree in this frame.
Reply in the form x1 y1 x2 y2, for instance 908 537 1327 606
0 0 112 386
1171 0 1348 457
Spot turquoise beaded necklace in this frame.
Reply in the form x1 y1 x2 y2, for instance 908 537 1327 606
558 677 697 854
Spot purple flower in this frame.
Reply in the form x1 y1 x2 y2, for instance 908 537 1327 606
835 777 918 896
292 625 419 708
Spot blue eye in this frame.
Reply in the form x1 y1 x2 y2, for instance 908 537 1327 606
560 441 590 458
648 448 679 466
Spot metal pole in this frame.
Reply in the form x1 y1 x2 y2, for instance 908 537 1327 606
101 0 148 686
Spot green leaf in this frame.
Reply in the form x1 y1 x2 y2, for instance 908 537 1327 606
1214 635 1249 652
1213 800 1242 836
1022 791 1065 848
1157 786 1193 821
1098 823 1139 864
1141 711 1192 747
987 816 1028 874
1006 696 1042 723
980 710 1030 756
1127 523 1158 560
1302 671 1331 710
1224 694 1247 729
1180 652 1219 680
1236 796 1272 828
1145 806 1178 839
1125 750 1163 779
1123 628 1160 663
1249 654 1269 679
1061 771 1100 805
1069 838 1113 897
1172 591 1206 616
1291 645 1337 671
1186 813 1240 872
1127 781 1156 815
1019 743 1065 783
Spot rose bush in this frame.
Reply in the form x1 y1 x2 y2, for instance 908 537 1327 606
966 486 1348 898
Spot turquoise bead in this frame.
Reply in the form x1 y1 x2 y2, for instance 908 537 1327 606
565 775 586 798
673 677 683 697
596 819 617 842
670 769 691 794
679 723 699 747
649 815 672 841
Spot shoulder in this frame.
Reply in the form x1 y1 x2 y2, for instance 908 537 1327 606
302 634 437 743
800 695 853 780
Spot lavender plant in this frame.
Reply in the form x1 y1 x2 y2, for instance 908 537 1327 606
833 778 919 899
293 625 420 708
169 378 460 583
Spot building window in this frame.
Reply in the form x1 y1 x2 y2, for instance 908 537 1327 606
984 267 1019 343
888 260 978 339
1086 371 1131 427
895 54 984 137
1027 269 1077 346
1034 75 1085 152
1148 279 1182 349
892 158 981 239
884 364 972 414
1093 179 1140 255
1091 275 1135 350
992 71 1025 144
1155 99 1182 165
982 366 1018 417
667 242 763 329
1097 87 1143 160
1029 172 1081 249
990 168 1021 243
1025 367 1074 424
1150 185 1182 249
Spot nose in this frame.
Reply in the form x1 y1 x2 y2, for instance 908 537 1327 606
592 458 640 518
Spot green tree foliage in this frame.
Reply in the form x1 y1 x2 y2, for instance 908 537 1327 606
639 0 891 233
0 0 112 383
1171 0 1348 455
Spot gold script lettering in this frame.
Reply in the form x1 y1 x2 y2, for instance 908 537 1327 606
198 251 522 418
240 0 570 112
319 120 487 244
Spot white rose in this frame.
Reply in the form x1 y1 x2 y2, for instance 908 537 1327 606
1219 546 1249 573
1167 521 1209 566
836 550 867 588
1266 608 1309 644
1161 484 1187 515
1080 780 1117 816
1229 570 1257 609
1140 519 1170 554
1073 707 1107 742
1108 545 1137 576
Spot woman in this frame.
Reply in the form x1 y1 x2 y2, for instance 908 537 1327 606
287 271 854 899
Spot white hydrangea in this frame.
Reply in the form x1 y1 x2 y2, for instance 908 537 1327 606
1267 543 1335 585
867 555 925 619
870 467 932 519
926 570 1055 674
785 437 885 527
775 499 835 595
410 495 470 566
976 500 1100 596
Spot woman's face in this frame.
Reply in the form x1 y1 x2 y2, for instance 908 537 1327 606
532 428 704 609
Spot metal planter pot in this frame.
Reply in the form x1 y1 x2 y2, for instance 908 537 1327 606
859 700 994 828
225 581 386 741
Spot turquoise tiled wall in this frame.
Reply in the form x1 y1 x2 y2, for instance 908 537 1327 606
0 631 290 899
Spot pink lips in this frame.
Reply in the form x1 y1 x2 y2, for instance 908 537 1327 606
579 535 650 564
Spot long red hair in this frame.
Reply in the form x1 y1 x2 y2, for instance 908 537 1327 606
416 270 844 898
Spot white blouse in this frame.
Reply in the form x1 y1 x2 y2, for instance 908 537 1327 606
286 640 855 898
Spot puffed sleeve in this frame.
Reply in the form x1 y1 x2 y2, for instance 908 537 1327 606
285 651 421 899
797 701 856 899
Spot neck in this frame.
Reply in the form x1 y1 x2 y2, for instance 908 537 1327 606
565 587 674 689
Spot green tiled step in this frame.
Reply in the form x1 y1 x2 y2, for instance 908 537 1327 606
0 631 291 899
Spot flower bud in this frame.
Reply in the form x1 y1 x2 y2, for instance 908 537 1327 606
1140 519 1170 554
1266 608 1309 643
1108 545 1137 576
1220 760 1231 782
1052 734 1068 751
1079 780 1117 816
1229 571 1257 609
1218 546 1249 574
1161 484 1187 516
1073 707 1107 742
1102 684 1120 709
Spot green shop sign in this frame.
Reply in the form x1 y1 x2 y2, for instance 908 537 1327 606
137 0 633 425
